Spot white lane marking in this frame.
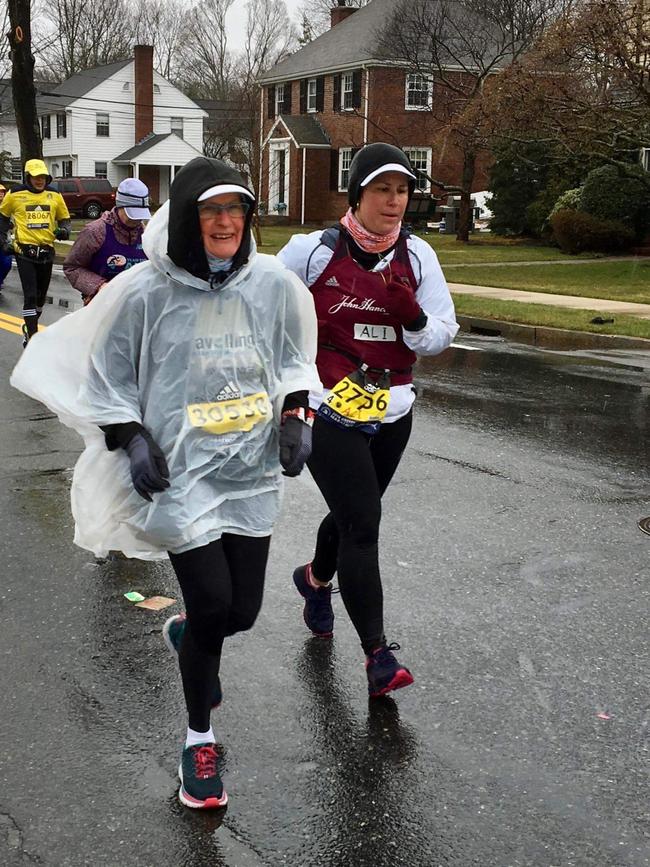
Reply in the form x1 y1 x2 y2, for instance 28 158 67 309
451 342 483 351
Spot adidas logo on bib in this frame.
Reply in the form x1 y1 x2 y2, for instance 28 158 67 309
325 276 340 287
214 382 241 401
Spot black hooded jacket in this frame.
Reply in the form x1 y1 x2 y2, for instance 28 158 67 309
167 157 256 282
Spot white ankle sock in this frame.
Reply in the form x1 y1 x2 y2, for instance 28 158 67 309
185 726 215 748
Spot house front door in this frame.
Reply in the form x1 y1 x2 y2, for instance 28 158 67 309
268 142 290 216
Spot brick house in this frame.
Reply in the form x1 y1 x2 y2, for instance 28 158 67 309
258 0 491 224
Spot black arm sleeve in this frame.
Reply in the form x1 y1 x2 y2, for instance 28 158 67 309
281 390 309 413
99 421 146 451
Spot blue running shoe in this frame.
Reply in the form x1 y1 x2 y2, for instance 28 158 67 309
293 563 334 638
163 613 222 709
365 642 414 698
178 743 227 809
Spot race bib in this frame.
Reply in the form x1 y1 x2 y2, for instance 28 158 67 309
187 391 272 435
324 375 389 424
26 205 51 230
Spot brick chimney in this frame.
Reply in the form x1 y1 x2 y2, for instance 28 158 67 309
134 44 154 143
331 0 356 28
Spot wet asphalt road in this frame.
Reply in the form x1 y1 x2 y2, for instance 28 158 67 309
0 284 648 867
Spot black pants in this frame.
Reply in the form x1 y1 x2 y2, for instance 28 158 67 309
307 411 413 653
168 533 270 732
16 255 53 336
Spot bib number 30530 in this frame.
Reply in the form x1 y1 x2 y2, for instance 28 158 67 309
187 391 271 435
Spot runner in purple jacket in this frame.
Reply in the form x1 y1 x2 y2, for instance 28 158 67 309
63 178 151 304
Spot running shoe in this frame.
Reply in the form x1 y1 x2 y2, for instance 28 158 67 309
21 323 29 348
293 563 334 638
162 613 222 709
178 743 227 809
365 642 414 698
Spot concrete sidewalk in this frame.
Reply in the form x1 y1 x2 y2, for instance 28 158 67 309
449 282 650 319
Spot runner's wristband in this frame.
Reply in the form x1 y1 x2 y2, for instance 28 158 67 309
281 407 315 427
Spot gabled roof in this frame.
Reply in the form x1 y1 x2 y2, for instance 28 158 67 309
276 115 330 147
112 133 170 162
258 0 398 83
37 59 132 112
259 0 512 84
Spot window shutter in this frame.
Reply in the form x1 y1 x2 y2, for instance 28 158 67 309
316 77 324 112
300 79 307 114
267 86 275 119
352 70 362 109
330 149 339 190
333 74 341 112
284 82 292 115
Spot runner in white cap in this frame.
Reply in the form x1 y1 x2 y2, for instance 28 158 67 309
63 178 151 304
278 142 458 697
11 156 320 810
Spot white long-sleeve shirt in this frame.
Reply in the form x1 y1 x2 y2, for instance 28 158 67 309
277 229 458 422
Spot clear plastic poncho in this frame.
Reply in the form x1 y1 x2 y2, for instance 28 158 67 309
10 201 320 559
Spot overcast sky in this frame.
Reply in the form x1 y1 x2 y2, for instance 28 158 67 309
226 0 305 49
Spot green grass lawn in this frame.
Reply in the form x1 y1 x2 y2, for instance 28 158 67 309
54 219 650 338
453 294 650 339
255 224 597 264
444 260 650 304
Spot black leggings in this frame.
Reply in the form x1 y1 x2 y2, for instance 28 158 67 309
168 533 270 732
16 256 53 336
307 411 413 653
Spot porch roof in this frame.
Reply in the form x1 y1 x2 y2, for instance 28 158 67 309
112 132 202 165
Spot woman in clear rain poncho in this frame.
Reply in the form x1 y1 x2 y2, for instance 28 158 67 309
11 157 320 810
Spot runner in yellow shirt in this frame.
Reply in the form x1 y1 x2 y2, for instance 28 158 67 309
0 158 71 346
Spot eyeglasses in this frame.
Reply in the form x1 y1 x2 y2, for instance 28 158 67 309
198 202 250 219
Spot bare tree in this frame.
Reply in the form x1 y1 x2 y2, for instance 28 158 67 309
37 0 136 78
298 0 370 39
133 0 186 81
7 0 41 161
232 0 298 193
376 0 563 240
178 0 235 99
485 0 650 173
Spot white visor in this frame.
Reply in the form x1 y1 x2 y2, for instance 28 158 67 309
360 163 416 186
197 184 255 202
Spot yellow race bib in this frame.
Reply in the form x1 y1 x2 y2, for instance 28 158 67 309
187 391 272 435
325 375 389 424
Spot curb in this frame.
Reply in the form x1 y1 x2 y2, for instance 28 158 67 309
456 314 650 351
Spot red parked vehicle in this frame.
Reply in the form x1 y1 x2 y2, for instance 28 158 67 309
50 177 115 219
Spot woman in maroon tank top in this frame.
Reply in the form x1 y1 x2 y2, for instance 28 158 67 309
278 143 458 698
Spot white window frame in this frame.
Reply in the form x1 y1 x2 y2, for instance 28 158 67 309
56 112 67 138
94 161 108 179
275 83 285 116
338 148 353 191
403 147 432 192
96 112 110 137
41 114 51 139
405 73 433 111
268 141 290 214
170 117 184 139
307 78 317 112
62 159 73 178
341 73 354 110
10 158 22 180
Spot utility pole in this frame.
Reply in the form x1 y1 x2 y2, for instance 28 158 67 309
7 0 42 164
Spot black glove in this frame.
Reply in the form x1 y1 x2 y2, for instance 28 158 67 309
54 226 70 241
124 431 170 501
279 413 312 477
